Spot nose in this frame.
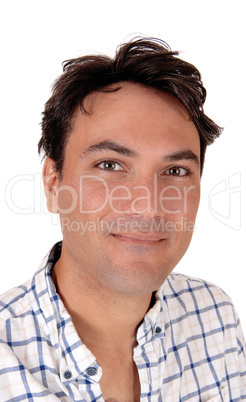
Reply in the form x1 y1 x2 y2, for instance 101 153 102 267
129 176 158 217
109 174 163 218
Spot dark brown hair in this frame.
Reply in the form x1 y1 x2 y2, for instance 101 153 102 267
38 37 222 174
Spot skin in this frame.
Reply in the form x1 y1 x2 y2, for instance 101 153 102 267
43 83 201 400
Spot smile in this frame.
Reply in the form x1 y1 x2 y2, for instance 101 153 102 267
111 233 166 245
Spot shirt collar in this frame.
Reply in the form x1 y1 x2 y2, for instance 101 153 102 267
33 242 102 383
136 286 166 344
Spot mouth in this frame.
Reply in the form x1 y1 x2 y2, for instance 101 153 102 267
111 233 166 245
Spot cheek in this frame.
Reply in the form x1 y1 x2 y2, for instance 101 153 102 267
57 184 78 215
159 184 200 218
75 176 110 216
185 185 200 219
167 186 200 251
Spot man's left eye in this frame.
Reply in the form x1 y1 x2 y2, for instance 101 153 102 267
97 161 123 171
165 167 189 176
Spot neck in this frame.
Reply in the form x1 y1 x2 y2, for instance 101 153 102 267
51 250 153 348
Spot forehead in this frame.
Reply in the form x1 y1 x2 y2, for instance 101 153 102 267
83 82 190 121
68 82 199 155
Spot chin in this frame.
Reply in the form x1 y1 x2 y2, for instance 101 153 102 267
105 260 173 295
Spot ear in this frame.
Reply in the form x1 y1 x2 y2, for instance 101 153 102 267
43 158 60 214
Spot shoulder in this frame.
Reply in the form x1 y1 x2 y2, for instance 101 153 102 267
163 272 233 304
0 262 47 326
160 272 238 326
158 273 246 358
0 280 32 321
0 277 35 346
0 243 59 323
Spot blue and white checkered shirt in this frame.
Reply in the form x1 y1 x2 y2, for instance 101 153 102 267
0 242 246 401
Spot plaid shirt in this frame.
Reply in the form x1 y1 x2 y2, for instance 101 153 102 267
0 242 246 401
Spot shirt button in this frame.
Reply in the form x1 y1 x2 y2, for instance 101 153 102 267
64 370 72 380
86 367 97 376
155 326 162 334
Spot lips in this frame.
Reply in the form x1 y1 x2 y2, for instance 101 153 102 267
111 232 166 244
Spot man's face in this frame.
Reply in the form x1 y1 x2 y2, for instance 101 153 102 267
48 83 201 295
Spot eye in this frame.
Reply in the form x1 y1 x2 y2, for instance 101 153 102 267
165 167 189 176
96 160 123 171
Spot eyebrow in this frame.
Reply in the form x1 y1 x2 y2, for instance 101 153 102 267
165 149 200 167
81 140 138 159
81 140 199 167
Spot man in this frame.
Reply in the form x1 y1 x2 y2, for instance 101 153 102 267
0 37 245 401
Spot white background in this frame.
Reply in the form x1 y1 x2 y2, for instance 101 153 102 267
1 1 245 333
